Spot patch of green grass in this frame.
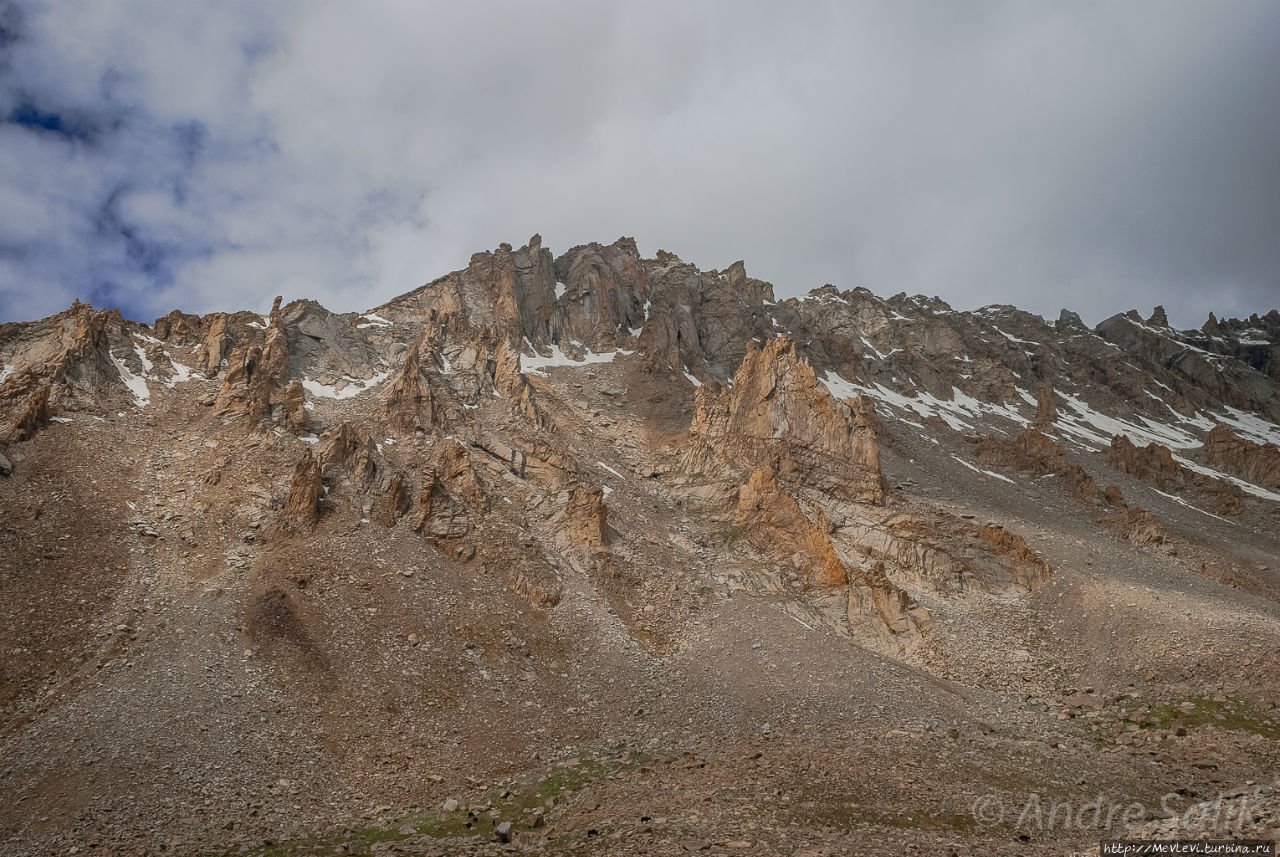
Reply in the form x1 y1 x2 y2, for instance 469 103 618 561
1141 696 1280 739
230 746 647 856
718 525 746 545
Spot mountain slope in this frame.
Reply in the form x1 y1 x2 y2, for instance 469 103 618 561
2 236 1279 855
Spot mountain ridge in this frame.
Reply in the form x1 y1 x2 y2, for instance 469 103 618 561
2 235 1280 855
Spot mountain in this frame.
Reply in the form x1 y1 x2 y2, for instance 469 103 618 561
2 235 1279 855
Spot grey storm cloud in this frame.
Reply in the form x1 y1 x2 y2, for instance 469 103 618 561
0 0 1277 329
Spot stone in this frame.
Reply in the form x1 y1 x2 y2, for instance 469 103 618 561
278 450 323 532
1203 422 1280 491
685 336 887 504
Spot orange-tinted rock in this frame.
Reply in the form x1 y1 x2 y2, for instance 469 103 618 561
734 468 847 587
847 561 933 637
978 524 1052 591
565 485 611 548
687 337 887 504
382 327 452 432
1120 508 1164 546
4 385 50 443
417 441 487 542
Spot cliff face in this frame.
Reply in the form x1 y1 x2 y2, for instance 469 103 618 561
685 336 887 505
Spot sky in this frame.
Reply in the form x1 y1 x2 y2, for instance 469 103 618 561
1 1 1278 329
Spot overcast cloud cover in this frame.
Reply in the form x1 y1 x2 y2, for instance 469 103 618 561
1 1 1277 328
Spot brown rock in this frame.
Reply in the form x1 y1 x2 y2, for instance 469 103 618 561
733 467 846 586
978 524 1052 590
4 385 51 443
1120 508 1165 546
382 326 452 432
1203 422 1280 491
371 471 412 527
1107 435 1184 488
281 379 309 433
565 485 611 548
974 428 1099 500
1034 385 1058 429
279 450 323 532
416 441 487 542
686 337 887 504
846 561 933 637
214 306 290 428
319 423 379 486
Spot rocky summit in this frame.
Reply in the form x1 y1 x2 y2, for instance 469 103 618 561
2 235 1280 855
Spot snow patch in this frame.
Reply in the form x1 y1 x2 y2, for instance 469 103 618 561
554 281 567 300
598 461 624 479
109 351 151 406
49 416 72 423
165 354 194 387
298 434 320 444
1151 488 1234 523
521 344 633 377
132 344 153 375
951 455 1016 483
301 371 391 400
1052 392 1202 450
1209 407 1280 448
0 364 12 384
357 313 392 329
1171 454 1280 502
683 369 702 388
821 372 1028 432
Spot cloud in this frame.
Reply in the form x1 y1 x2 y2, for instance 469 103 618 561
1 0 1277 329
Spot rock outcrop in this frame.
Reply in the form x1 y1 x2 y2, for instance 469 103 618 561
278 450 323 532
319 423 379 486
214 298 290 428
416 441 488 546
686 337 887 505
734 468 847 587
370 471 412 527
972 428 1099 500
3 385 50 444
1117 508 1165 546
734 468 932 640
1203 423 1280 491
845 561 933 639
1033 385 1058 429
1106 433 1242 515
563 485 612 549
1107 435 1185 489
